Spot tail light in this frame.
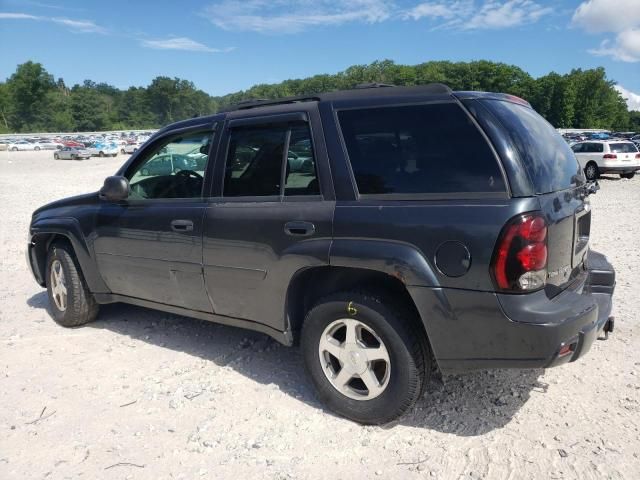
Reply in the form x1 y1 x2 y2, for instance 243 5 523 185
636 153 640 159
603 154 617 159
491 213 548 292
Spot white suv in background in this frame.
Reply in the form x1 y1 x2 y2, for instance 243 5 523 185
571 140 640 180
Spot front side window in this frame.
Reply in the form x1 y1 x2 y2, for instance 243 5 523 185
338 103 505 195
223 122 319 197
127 130 213 199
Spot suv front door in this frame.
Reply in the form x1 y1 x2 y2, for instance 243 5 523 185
203 108 335 333
93 125 217 312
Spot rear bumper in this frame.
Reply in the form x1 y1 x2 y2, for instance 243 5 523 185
599 165 640 174
409 249 615 373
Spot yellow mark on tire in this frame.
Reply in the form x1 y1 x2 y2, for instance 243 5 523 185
347 301 357 316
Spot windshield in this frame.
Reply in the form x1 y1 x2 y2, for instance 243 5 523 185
482 99 583 194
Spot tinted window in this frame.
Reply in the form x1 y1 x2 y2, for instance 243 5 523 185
609 142 638 153
224 123 319 197
338 103 505 195
571 143 584 153
127 130 212 199
482 100 582 193
583 143 603 153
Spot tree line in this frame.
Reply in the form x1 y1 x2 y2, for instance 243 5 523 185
0 59 638 134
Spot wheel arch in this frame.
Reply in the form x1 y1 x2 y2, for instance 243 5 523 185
285 265 441 374
30 218 108 293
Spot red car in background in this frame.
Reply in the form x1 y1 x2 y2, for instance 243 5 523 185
63 140 84 147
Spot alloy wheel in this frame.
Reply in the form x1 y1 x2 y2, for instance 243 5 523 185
49 259 67 311
318 318 391 400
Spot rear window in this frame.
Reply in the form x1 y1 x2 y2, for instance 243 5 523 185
338 103 505 195
609 143 638 153
482 100 583 194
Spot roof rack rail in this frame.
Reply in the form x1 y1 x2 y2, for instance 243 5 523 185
354 82 396 89
221 95 321 112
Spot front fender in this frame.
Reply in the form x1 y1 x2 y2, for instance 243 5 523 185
329 238 439 287
30 217 109 293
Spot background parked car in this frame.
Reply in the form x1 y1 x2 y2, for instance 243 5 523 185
121 143 142 154
8 140 36 151
33 140 62 150
138 153 195 176
87 142 119 157
572 140 640 179
54 146 91 160
63 140 85 148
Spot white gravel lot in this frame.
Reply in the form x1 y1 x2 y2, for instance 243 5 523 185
0 150 639 480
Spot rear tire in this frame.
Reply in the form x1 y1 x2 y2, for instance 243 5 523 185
45 243 99 327
301 291 429 425
99 151 104 157
54 153 59 159
620 172 635 179
584 162 599 181
34 146 41 151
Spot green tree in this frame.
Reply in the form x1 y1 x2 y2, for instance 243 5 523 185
0 83 11 132
0 59 635 133
6 61 55 131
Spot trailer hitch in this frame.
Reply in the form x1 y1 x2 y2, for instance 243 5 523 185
599 316 615 340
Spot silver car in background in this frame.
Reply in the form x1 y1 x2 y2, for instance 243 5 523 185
54 146 91 160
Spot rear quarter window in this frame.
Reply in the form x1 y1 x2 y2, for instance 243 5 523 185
609 143 638 153
482 100 583 194
337 103 505 196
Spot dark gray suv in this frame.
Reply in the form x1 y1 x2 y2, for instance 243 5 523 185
27 84 615 424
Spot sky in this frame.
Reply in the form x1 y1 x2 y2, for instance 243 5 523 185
0 0 639 110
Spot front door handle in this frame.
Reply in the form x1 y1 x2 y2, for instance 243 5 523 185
284 221 315 237
171 219 194 232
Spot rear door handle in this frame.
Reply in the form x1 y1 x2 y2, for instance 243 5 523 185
284 221 315 237
171 219 194 232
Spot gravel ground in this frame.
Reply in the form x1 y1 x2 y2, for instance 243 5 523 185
1 150 639 480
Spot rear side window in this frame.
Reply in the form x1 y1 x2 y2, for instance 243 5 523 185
609 143 638 153
338 103 505 195
223 123 319 197
482 100 582 193
585 143 603 153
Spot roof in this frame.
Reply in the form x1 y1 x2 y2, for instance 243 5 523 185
155 83 535 134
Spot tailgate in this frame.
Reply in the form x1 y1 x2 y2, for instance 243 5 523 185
538 186 590 294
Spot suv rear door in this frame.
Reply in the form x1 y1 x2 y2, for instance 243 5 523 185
202 106 334 332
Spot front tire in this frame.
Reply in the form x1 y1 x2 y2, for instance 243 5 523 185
45 243 99 327
54 153 59 159
301 292 429 424
99 151 104 157
620 172 635 179
584 162 599 181
34 146 41 151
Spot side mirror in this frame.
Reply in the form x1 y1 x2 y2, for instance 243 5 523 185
100 176 129 201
